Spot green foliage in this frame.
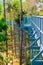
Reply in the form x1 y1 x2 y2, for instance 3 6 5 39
0 18 8 47
12 0 20 12
0 55 3 65
4 56 11 63
0 33 8 42
7 0 27 21
7 0 20 15
0 18 8 64
0 18 8 31
0 3 2 14
13 0 27 24
7 0 20 20
0 55 3 60
15 10 27 24
27 53 31 65
7 3 12 13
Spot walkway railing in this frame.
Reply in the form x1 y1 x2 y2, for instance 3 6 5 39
7 16 43 65
20 16 43 65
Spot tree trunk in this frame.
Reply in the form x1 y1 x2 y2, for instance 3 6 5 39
20 0 23 65
3 0 8 65
10 13 12 41
20 30 23 65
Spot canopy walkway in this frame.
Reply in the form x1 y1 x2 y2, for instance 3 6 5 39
7 16 43 65
20 16 43 65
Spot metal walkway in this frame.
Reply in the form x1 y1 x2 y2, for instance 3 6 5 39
20 16 43 65
7 16 43 65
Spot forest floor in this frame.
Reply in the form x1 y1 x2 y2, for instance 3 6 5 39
8 31 20 65
13 58 20 65
8 29 25 65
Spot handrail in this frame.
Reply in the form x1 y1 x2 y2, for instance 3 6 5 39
31 20 43 34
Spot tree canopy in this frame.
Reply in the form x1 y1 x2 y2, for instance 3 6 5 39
0 3 2 18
